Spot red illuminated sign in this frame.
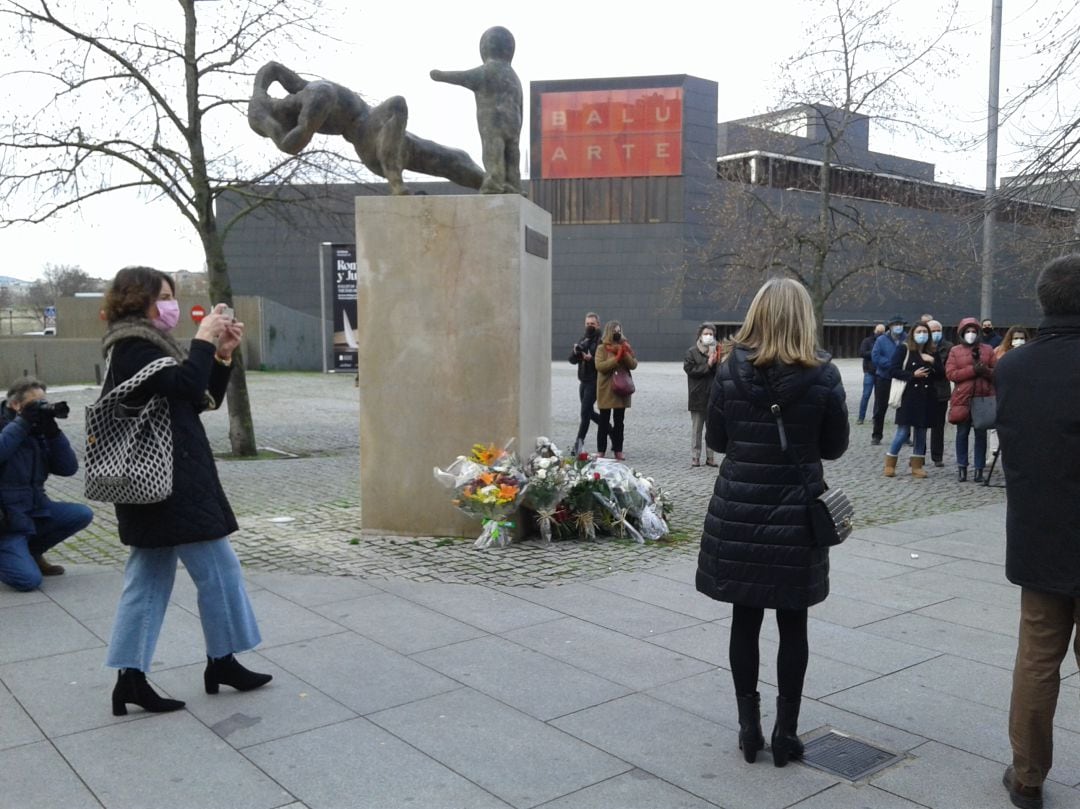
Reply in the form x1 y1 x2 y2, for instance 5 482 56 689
540 88 683 179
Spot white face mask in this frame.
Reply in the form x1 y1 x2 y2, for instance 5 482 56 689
1012 338 1025 347
963 332 978 345
701 334 715 345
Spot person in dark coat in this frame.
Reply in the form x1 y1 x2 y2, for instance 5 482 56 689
996 254 1080 808
683 322 720 467
101 267 271 718
946 317 996 482
696 278 849 767
981 318 1003 349
0 378 93 590
857 323 884 424
883 322 943 478
927 320 953 467
568 312 601 456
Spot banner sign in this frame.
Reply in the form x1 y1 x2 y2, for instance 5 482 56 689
330 243 358 371
539 87 683 179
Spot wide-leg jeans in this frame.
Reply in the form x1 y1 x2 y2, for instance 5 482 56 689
106 537 261 672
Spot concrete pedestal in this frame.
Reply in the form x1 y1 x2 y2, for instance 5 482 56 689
356 195 552 537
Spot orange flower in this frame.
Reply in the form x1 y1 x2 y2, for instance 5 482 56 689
478 472 496 485
498 483 519 500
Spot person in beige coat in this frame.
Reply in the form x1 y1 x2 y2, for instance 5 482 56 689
593 320 638 459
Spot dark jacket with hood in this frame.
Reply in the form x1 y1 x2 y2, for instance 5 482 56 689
997 314 1080 597
0 403 79 536
696 347 850 610
945 317 996 424
100 319 238 548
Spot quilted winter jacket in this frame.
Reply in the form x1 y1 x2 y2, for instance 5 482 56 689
945 318 996 424
696 348 850 610
102 337 238 548
0 405 79 536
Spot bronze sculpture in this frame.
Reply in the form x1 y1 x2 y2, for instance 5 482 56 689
248 62 485 194
430 26 523 195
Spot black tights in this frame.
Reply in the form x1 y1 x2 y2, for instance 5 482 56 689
729 604 808 699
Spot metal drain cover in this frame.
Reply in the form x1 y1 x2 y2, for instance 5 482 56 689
801 731 904 781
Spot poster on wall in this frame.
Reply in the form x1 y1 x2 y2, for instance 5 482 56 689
331 243 358 371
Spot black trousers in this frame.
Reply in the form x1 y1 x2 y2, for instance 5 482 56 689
871 376 892 440
730 604 809 700
576 381 600 442
597 408 625 453
929 398 948 463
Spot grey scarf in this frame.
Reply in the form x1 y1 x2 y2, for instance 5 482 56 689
102 317 188 362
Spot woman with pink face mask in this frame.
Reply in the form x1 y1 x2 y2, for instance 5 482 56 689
100 266 270 717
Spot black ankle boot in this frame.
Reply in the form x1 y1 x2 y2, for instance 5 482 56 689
957 466 968 482
112 669 185 716
204 654 272 694
973 468 984 483
771 696 804 767
736 692 765 763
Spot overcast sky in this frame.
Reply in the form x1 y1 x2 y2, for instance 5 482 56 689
0 0 1075 282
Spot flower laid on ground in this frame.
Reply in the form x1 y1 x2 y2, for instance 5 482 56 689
436 438 672 547
434 441 526 548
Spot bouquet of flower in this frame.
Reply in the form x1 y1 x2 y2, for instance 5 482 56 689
521 438 572 543
562 453 613 540
434 442 527 548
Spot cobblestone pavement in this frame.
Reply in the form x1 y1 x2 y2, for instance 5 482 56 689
45 360 1005 584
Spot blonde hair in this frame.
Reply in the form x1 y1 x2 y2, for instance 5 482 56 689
600 320 622 343
726 278 822 367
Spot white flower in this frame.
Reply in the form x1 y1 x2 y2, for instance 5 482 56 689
538 457 552 469
535 436 550 448
536 468 547 479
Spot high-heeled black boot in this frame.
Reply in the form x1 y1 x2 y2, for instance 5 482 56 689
771 696 804 767
973 468 984 483
736 692 765 763
957 466 968 482
204 654 273 694
112 669 185 716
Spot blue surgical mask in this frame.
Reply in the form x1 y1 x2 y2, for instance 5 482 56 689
914 333 929 345
891 325 904 336
931 332 943 342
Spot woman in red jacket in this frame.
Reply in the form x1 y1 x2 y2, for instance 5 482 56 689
945 317 997 482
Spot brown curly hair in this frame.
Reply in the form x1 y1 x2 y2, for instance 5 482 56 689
103 266 175 324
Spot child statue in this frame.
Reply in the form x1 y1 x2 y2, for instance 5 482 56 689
430 26 523 195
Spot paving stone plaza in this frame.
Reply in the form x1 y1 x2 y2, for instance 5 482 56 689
4 360 1079 809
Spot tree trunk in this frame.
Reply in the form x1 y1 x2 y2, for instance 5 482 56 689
205 234 258 456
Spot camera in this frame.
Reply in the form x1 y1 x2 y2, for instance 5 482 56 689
39 401 70 419
573 339 591 355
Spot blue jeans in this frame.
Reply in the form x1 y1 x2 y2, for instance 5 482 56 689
955 421 988 470
106 538 261 671
889 425 927 456
0 501 93 592
859 372 875 420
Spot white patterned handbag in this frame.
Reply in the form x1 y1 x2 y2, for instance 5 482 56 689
84 355 177 504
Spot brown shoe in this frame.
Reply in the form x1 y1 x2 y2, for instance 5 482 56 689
1002 766 1043 809
34 555 65 576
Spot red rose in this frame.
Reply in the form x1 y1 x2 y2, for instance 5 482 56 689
593 472 601 481
577 452 590 462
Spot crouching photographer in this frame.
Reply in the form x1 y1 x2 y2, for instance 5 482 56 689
0 378 93 591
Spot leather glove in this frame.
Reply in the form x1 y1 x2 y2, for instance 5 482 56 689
39 412 61 438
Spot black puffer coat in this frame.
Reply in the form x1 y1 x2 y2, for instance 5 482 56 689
103 336 238 548
997 315 1080 597
696 348 850 610
889 344 943 428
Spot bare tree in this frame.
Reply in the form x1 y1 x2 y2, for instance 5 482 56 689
993 2 1080 242
21 263 100 326
684 0 963 337
0 0 361 454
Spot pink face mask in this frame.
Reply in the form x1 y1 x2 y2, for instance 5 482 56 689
152 299 181 332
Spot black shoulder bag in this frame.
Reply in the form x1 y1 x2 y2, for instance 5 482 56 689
762 375 854 547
